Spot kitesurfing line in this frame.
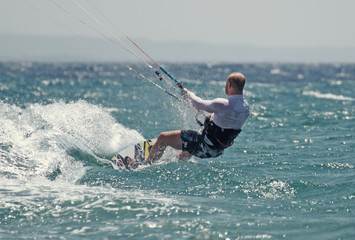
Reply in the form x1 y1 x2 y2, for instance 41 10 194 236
26 0 203 120
82 0 185 92
72 0 166 82
76 1 207 119
77 0 202 116
76 0 183 93
49 0 151 69
127 67 182 102
72 0 203 119
47 0 184 101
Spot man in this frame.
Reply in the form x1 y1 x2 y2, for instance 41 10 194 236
146 72 250 164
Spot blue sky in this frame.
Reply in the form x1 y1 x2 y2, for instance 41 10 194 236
2 0 355 47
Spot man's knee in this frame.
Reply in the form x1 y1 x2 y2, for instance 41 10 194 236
156 130 182 149
157 131 167 140
156 131 170 145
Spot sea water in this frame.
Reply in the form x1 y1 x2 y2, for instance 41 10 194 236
0 62 354 239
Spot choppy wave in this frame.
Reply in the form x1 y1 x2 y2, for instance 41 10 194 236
303 90 354 101
0 100 143 180
241 177 296 199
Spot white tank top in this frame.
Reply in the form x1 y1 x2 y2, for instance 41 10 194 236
187 91 249 129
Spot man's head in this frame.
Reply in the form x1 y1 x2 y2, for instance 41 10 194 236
225 72 246 95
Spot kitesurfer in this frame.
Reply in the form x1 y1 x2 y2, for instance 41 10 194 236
146 72 250 163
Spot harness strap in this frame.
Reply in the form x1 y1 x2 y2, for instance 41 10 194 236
216 138 234 148
203 117 241 150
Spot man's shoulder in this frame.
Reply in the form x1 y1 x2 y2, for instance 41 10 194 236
212 97 229 105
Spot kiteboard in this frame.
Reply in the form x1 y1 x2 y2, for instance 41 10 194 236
111 139 156 171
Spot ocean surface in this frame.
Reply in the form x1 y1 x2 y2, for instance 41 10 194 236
1 62 354 239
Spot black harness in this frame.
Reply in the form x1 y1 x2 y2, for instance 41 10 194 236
202 117 241 150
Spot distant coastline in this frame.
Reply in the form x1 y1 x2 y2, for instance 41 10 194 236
1 34 355 63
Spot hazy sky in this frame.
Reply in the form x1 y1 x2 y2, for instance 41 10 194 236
1 0 355 47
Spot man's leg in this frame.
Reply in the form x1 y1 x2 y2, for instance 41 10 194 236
147 130 182 164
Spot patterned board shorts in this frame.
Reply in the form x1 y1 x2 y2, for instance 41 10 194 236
180 130 223 158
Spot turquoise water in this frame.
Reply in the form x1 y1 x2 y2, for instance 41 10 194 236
1 62 354 239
